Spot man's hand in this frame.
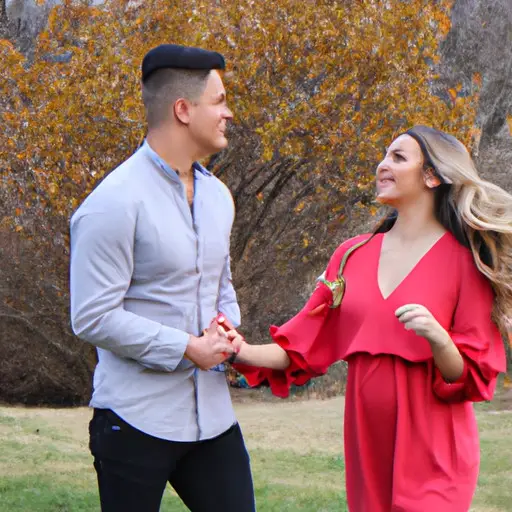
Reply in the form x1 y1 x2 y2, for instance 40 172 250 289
185 323 235 370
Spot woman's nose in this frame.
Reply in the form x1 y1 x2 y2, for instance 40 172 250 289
376 158 389 175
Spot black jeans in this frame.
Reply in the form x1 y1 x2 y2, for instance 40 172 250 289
89 409 256 512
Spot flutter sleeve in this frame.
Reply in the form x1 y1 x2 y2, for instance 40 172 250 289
233 235 369 398
433 249 507 403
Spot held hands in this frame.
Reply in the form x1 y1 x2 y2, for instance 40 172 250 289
216 314 291 370
395 304 450 348
215 314 247 360
184 321 236 371
219 326 247 357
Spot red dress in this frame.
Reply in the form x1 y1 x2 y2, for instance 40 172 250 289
234 232 506 511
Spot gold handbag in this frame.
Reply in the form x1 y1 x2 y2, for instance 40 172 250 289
317 236 373 308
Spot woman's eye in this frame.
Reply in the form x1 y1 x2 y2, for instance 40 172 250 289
394 153 404 161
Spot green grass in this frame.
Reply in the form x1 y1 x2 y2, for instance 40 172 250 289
471 404 512 511
0 462 346 512
0 401 509 511
0 410 346 511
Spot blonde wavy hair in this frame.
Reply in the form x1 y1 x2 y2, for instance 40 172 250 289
378 125 512 335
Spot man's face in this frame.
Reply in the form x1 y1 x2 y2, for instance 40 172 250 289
187 70 233 157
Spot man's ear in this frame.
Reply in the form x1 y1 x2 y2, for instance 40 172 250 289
424 167 441 188
174 98 191 125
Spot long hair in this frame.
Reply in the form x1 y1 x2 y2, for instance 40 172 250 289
375 125 512 334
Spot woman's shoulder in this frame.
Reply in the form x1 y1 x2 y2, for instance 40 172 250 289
441 231 493 293
443 231 478 267
329 233 374 264
323 233 375 279
333 233 373 253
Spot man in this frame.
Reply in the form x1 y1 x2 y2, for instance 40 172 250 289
70 44 255 512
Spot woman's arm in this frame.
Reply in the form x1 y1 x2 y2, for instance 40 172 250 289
234 341 290 370
219 325 290 370
426 330 465 382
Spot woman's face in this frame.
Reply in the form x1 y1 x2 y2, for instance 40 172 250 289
375 134 436 206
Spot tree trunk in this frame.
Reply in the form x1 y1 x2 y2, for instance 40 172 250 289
1 0 6 22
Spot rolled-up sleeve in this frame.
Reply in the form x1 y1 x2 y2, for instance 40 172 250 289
70 206 189 372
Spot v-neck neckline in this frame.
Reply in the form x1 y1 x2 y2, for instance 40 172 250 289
376 231 448 301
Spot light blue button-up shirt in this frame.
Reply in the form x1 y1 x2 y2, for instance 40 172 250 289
69 141 240 441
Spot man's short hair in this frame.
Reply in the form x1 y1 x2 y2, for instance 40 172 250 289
141 68 211 128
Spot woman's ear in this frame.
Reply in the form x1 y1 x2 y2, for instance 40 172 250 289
424 167 442 188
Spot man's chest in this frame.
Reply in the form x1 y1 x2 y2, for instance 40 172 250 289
132 187 231 280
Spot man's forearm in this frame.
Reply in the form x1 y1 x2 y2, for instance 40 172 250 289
72 307 189 372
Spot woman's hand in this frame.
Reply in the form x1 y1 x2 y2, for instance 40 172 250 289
217 326 290 370
395 303 451 348
395 303 464 382
218 326 246 358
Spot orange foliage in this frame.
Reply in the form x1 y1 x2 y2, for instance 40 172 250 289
1 0 477 222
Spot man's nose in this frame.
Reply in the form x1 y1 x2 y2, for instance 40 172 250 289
224 106 234 120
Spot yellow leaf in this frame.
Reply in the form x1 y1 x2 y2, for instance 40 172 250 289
0 39 15 50
447 88 457 102
294 201 305 213
262 146 273 162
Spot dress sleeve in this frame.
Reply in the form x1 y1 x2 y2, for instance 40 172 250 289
433 250 506 403
233 235 369 398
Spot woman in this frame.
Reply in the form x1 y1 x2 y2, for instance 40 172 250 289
224 126 511 511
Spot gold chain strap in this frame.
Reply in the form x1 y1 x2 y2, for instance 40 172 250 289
317 235 374 308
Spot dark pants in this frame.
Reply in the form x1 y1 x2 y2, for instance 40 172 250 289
89 409 256 512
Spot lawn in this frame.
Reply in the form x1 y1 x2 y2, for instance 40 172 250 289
0 395 510 511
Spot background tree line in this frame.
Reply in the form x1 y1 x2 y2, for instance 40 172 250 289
0 0 510 405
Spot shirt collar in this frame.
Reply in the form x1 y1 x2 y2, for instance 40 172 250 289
142 140 212 180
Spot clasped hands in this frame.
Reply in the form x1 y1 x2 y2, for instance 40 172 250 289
184 315 246 371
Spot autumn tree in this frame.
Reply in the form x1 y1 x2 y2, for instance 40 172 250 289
0 0 481 403
439 0 512 204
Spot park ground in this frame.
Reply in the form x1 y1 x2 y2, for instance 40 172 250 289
0 390 511 511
